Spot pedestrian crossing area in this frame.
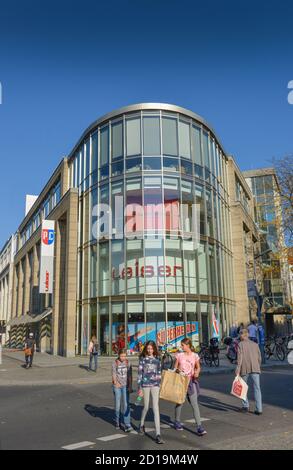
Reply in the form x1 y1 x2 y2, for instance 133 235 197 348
61 417 211 449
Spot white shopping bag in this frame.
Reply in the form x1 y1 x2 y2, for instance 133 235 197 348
231 375 248 401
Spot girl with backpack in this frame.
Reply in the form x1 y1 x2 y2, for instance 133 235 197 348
173 337 207 436
88 335 99 372
137 340 164 444
112 348 133 432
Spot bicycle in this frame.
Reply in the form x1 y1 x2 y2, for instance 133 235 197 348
159 343 176 370
264 336 286 361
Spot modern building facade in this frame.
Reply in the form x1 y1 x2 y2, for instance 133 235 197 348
6 104 291 357
244 168 292 334
0 235 16 344
68 103 235 355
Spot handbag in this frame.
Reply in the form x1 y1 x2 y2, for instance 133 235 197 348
24 347 32 356
231 375 248 400
159 369 189 404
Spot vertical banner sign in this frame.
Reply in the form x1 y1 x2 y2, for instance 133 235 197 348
39 220 55 294
212 306 220 339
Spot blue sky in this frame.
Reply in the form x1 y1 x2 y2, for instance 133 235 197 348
0 0 292 245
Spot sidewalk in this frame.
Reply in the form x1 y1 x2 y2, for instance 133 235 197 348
0 349 290 386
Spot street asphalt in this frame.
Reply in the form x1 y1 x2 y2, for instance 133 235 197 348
0 358 292 450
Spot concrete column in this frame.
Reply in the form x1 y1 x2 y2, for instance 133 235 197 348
64 193 78 357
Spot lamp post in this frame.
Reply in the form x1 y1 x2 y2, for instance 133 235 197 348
253 248 272 323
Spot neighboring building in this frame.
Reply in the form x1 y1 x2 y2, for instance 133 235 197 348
0 234 16 344
227 157 262 327
8 159 78 356
244 168 292 335
7 103 236 356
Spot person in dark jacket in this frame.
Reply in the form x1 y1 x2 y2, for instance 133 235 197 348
24 332 36 369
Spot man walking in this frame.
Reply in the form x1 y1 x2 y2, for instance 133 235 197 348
24 332 36 369
235 329 262 415
247 320 258 343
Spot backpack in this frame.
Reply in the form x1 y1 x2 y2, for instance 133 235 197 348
92 342 99 354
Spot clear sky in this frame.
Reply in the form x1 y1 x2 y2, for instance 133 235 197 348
0 0 292 246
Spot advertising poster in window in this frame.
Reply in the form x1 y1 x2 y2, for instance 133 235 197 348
110 321 199 354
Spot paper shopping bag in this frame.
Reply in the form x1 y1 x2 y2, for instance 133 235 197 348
159 369 189 404
231 376 248 400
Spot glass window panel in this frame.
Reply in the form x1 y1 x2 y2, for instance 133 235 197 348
90 245 97 297
143 117 160 155
126 240 144 294
202 132 210 169
99 243 110 296
99 302 109 355
100 165 109 180
111 240 125 295
198 243 208 295
146 301 165 330
164 177 180 233
100 126 109 166
143 157 162 171
127 300 145 353
183 241 197 294
126 157 142 173
179 120 191 159
126 118 141 156
91 132 98 173
145 238 165 293
162 117 178 156
191 125 202 165
165 238 183 293
163 157 179 172
112 121 123 160
111 181 124 239
112 302 126 353
112 160 124 177
180 159 193 176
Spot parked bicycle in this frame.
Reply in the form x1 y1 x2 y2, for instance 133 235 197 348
264 336 286 361
159 343 176 370
198 338 220 367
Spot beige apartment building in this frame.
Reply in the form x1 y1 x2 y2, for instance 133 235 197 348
0 234 16 344
8 158 79 356
227 157 262 327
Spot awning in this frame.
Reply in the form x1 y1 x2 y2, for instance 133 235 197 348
7 308 52 326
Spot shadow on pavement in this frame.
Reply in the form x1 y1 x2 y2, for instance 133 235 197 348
199 395 239 412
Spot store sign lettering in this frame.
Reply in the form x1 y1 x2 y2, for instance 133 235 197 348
112 259 182 279
157 322 197 344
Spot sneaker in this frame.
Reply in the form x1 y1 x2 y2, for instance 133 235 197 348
124 425 133 433
174 421 183 431
115 421 120 430
254 411 262 416
196 426 207 436
138 425 145 435
156 435 165 444
239 407 249 413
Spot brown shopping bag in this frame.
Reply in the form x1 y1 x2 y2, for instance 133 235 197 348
159 369 189 404
231 375 248 401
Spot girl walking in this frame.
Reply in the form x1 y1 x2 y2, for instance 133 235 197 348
174 337 207 436
112 348 133 432
137 340 164 444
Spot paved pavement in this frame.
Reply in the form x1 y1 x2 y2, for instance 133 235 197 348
0 366 292 450
0 349 290 386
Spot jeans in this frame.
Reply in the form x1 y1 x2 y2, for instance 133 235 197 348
25 354 34 367
140 386 161 436
113 385 130 426
89 353 98 371
241 373 262 413
175 386 202 427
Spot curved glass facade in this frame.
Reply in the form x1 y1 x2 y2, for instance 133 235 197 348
68 104 234 355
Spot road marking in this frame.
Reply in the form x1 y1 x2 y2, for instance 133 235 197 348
97 434 128 442
185 417 210 423
62 441 95 450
